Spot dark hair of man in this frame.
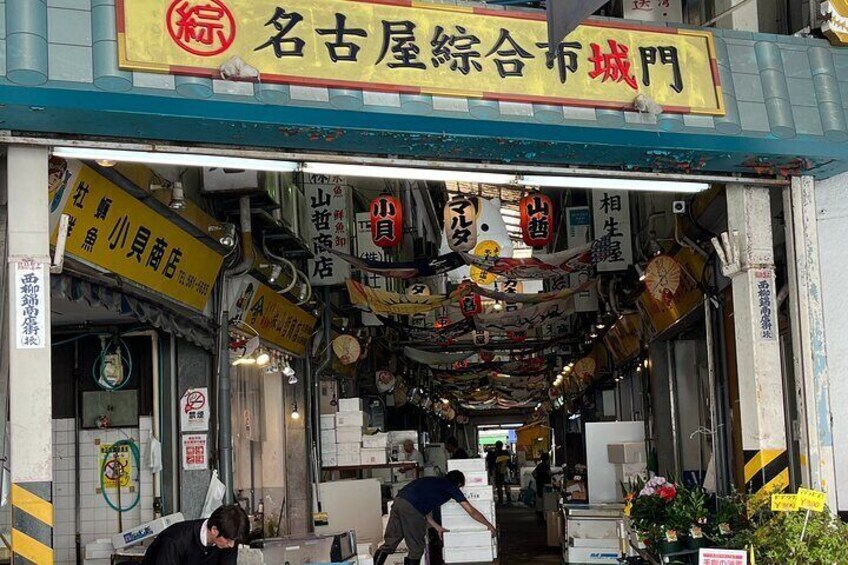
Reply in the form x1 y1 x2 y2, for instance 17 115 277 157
208 504 250 542
445 437 459 449
446 470 466 488
495 440 503 449
540 453 550 463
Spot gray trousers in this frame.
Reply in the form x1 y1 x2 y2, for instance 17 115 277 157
376 497 427 560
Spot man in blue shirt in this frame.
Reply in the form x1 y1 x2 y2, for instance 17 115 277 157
374 470 496 565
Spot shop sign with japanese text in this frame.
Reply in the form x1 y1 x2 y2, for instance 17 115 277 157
305 174 351 286
624 0 683 24
355 212 386 327
562 206 597 312
14 259 47 349
230 276 318 356
49 160 224 311
117 0 724 115
754 269 776 342
592 191 633 272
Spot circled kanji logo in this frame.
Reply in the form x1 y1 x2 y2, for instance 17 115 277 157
167 0 236 57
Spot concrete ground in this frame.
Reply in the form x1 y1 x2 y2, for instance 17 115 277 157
496 500 562 565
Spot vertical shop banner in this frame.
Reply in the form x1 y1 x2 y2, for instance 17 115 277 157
180 387 209 432
564 207 598 312
624 0 683 23
355 213 386 327
592 191 633 272
181 434 208 471
13 258 47 349
754 269 777 341
306 175 351 286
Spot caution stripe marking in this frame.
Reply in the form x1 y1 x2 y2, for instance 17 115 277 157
744 449 789 494
12 481 53 565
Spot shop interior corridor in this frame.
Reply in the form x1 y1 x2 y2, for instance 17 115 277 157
495 502 562 565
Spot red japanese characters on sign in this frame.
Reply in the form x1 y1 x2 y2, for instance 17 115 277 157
520 193 554 248
167 0 236 56
370 194 403 248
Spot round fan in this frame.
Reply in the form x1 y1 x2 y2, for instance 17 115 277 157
332 335 361 365
574 357 597 383
376 370 397 393
644 254 683 305
393 381 408 407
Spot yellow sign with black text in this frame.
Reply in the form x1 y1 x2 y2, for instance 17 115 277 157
231 278 318 356
797 488 827 513
117 0 724 115
50 161 224 311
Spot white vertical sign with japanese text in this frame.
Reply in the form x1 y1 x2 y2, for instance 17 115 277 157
14 259 47 349
565 207 598 312
355 212 386 327
754 269 777 341
592 190 634 272
624 0 683 23
305 175 351 286
181 433 208 471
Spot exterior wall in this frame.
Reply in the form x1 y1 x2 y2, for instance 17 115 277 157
814 172 848 513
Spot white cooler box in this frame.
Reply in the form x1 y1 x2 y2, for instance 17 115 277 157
461 485 495 502
336 411 367 427
447 458 487 474
566 547 621 564
337 427 363 443
463 472 489 486
443 530 495 548
441 500 495 529
443 535 497 564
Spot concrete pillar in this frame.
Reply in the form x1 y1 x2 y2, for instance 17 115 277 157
783 176 837 510
726 184 789 495
6 145 54 563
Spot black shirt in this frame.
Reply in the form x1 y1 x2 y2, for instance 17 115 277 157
451 448 469 460
142 520 237 565
397 477 468 515
534 462 552 495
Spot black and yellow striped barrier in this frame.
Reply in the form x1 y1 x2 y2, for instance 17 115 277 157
11 482 53 565
744 449 790 494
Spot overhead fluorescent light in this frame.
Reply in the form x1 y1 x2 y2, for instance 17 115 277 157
52 147 299 173
518 175 708 193
302 162 514 185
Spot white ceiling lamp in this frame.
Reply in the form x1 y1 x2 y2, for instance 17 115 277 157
517 175 709 194
52 147 299 173
302 162 514 185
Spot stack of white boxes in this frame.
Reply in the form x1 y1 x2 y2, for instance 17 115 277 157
320 398 392 467
608 442 647 502
442 458 498 564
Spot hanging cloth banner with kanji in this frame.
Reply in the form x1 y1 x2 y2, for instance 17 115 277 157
475 298 576 333
330 249 466 280
403 346 475 367
347 279 451 315
377 315 475 343
456 278 596 304
461 237 612 280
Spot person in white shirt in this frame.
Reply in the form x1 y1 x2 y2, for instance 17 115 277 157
397 439 424 481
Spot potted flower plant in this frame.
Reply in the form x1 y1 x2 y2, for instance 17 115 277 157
626 476 685 555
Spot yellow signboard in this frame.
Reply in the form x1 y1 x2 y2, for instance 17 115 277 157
51 162 224 311
771 493 799 512
100 443 132 489
823 1 848 45
117 0 724 115
232 278 318 356
797 488 827 513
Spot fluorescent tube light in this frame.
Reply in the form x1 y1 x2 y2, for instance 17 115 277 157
52 147 299 173
302 162 514 185
518 175 709 193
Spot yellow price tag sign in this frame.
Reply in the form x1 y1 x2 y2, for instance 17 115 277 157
771 493 799 512
797 488 827 513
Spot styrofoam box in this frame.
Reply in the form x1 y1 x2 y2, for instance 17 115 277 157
339 398 365 412
320 429 337 444
463 471 489 486
336 427 363 443
443 530 494 548
361 449 388 465
336 411 367 427
388 430 418 445
321 446 337 457
442 503 495 530
571 538 619 549
357 542 374 556
566 547 622 563
362 432 389 448
461 485 495 502
337 442 361 455
614 463 647 485
607 442 646 464
320 414 336 430
337 453 360 467
442 499 494 518
447 458 487 474
443 544 496 564
357 556 375 565
322 453 339 467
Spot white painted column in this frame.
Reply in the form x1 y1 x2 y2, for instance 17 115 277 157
6 145 54 563
784 176 837 511
726 184 789 495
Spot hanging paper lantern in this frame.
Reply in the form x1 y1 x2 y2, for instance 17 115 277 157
444 197 478 252
370 193 403 248
460 294 483 318
435 316 451 329
520 193 554 248
332 335 361 365
376 370 397 393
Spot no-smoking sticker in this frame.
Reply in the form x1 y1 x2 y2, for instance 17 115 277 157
180 387 209 431
100 444 132 489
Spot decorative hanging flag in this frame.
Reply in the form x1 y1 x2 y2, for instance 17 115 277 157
460 293 483 318
462 236 611 280
520 193 554 248
444 197 478 252
371 194 403 248
475 298 576 334
456 278 595 305
377 315 474 344
403 347 474 367
347 279 450 315
326 248 465 279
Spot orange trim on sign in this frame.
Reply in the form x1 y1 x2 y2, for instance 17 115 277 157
115 0 126 34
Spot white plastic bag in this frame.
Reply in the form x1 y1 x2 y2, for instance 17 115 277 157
149 433 163 474
201 470 226 518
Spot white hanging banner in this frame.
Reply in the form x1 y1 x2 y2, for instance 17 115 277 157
564 207 598 312
14 258 47 349
592 191 633 272
306 175 351 286
624 0 683 23
180 387 210 432
355 212 386 327
182 433 208 471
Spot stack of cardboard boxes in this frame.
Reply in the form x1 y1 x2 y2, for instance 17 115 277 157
608 442 647 502
442 458 497 564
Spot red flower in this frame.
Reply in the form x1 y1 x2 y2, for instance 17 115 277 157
658 485 677 501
